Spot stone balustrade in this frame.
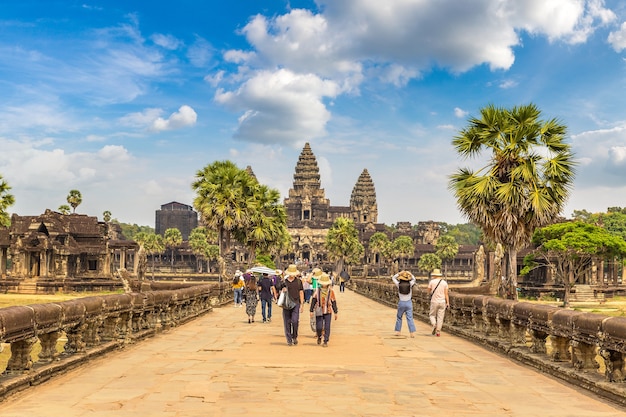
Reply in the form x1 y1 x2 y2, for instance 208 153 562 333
0 281 232 401
351 278 626 407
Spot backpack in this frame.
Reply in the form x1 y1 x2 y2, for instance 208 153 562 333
398 280 411 295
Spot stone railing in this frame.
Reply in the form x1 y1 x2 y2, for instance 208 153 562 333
351 279 626 407
0 281 233 401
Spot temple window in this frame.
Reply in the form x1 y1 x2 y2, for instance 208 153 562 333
303 210 310 220
88 260 97 270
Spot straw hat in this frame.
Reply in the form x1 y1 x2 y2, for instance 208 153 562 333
311 268 323 278
235 270 242 277
398 270 412 281
284 264 300 276
431 268 443 277
318 272 332 287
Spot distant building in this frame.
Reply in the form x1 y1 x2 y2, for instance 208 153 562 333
155 202 198 241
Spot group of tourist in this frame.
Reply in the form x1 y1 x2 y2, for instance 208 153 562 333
232 263 450 346
391 268 449 337
232 264 339 347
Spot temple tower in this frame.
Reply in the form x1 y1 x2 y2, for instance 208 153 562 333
350 169 378 225
284 142 330 225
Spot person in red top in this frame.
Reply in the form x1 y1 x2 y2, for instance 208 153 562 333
309 272 338 347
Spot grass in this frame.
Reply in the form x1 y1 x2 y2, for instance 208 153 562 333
0 290 124 309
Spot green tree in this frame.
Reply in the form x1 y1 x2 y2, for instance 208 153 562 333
192 161 258 278
325 217 364 274
114 222 154 240
189 227 219 273
417 253 442 276
369 232 390 277
164 228 183 270
66 189 82 213
435 235 459 276
58 205 71 215
102 210 112 223
449 103 576 300
392 235 414 269
523 221 626 307
0 174 15 227
440 222 482 245
134 232 165 280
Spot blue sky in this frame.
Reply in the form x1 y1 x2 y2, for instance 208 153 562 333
2 0 626 228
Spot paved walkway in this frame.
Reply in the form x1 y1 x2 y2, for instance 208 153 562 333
1 289 625 416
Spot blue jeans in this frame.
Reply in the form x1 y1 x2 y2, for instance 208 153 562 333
282 303 301 343
395 300 416 333
233 288 243 305
261 298 272 321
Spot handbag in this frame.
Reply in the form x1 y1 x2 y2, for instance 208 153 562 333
277 291 286 307
282 290 296 310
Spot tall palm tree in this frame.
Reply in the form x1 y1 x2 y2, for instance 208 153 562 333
66 189 82 213
135 232 165 280
192 161 257 278
164 228 183 271
102 210 112 223
369 232 390 277
392 235 414 269
449 103 576 299
325 217 364 275
435 235 459 276
58 205 71 215
0 174 15 227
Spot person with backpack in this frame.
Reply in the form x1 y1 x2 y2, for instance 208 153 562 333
309 272 338 347
392 270 417 338
428 269 449 337
232 270 244 307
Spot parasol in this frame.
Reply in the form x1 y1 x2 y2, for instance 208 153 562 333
248 265 277 275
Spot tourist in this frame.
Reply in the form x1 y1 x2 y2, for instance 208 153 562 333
258 272 277 323
243 273 260 323
310 272 338 347
392 270 417 338
232 270 244 307
303 271 313 303
309 267 321 294
339 270 349 293
428 268 449 337
277 264 304 346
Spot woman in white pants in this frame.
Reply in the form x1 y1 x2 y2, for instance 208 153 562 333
428 269 449 337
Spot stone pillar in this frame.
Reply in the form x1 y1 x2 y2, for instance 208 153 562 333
120 248 127 270
0 247 6 276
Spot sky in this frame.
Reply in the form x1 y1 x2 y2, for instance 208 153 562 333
2 0 626 228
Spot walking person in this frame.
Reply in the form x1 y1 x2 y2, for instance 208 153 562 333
232 270 244 307
392 270 417 338
277 264 304 346
244 273 260 323
428 269 449 337
258 272 277 323
303 272 313 303
310 272 338 347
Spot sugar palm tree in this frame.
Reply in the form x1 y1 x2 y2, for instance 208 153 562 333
435 235 459 276
369 232 390 277
449 103 575 299
192 161 257 278
164 228 183 271
0 174 15 227
135 232 165 280
58 205 71 215
392 235 414 269
66 189 82 213
325 217 364 275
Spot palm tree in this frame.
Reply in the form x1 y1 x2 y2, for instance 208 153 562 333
417 253 442 277
58 205 71 215
135 232 165 280
164 228 183 271
0 174 15 227
369 232 390 277
66 189 82 213
449 103 576 299
392 235 414 269
102 210 112 223
325 217 364 275
435 235 459 276
192 161 257 278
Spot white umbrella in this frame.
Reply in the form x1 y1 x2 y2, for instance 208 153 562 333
248 265 277 275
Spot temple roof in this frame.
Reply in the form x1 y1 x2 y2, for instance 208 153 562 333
292 142 322 191
350 169 377 208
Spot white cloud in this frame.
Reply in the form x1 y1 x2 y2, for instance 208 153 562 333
97 145 131 161
186 36 214 67
150 105 197 132
215 69 340 145
454 107 468 118
151 33 182 50
608 21 626 51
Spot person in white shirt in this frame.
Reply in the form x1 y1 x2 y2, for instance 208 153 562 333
427 269 449 337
